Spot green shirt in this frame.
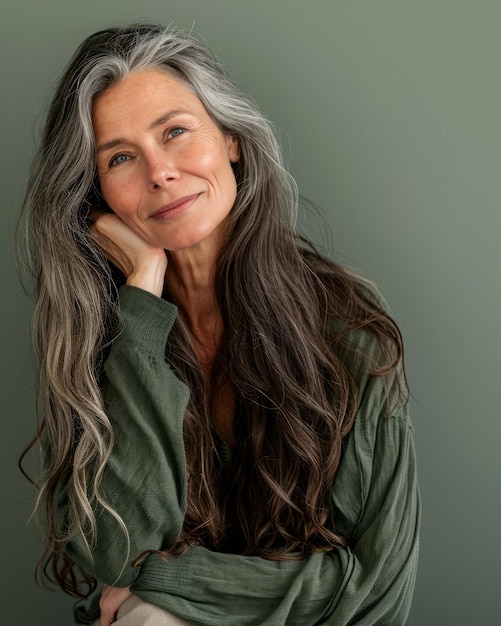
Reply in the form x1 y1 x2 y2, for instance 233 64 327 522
70 285 420 625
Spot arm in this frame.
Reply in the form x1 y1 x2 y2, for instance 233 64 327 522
64 285 190 587
330 380 420 625
127 376 419 626
81 217 418 621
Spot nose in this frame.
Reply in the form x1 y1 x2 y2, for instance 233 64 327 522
145 148 180 190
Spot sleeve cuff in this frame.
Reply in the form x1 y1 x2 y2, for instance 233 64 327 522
115 285 179 359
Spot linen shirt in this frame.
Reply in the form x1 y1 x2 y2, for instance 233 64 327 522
69 285 420 625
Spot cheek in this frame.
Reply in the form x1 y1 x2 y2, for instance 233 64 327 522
101 183 122 213
206 153 237 190
188 140 233 182
100 173 139 214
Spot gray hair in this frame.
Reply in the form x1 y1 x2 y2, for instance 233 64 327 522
44 23 296 240
20 24 405 597
20 23 299 592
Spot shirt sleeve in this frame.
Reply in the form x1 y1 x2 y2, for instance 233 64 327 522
69 284 419 624
62 285 190 587
329 375 420 625
128 375 419 625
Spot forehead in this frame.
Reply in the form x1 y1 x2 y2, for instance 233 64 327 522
92 69 204 135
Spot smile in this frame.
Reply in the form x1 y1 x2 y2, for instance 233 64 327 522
151 194 201 220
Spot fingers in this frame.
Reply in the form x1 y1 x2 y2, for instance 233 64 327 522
90 212 148 277
88 209 106 224
99 585 133 625
89 215 134 277
89 211 168 296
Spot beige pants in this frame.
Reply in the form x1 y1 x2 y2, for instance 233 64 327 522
91 594 189 625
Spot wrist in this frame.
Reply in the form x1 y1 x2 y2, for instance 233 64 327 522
126 252 167 298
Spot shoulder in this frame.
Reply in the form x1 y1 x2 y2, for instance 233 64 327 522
327 272 402 378
328 277 411 535
332 368 412 540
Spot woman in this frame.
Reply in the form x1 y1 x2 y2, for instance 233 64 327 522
20 23 419 625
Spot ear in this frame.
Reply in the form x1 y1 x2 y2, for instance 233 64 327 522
226 135 240 162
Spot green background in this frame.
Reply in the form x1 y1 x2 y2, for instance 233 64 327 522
2 1 500 624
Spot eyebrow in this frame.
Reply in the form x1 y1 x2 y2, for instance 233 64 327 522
95 109 188 154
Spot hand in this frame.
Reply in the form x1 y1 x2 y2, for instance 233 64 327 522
90 211 167 297
99 585 133 626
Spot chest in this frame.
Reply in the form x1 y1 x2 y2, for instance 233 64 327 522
193 338 237 448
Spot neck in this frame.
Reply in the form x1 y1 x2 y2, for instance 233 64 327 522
166 243 235 446
165 245 222 367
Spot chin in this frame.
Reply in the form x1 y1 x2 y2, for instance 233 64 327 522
162 222 227 254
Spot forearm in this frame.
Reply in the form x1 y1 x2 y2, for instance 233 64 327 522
65 286 190 586
131 384 419 624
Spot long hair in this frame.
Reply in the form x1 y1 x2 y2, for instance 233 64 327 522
18 23 406 597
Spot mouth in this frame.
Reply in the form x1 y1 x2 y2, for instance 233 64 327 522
151 194 200 219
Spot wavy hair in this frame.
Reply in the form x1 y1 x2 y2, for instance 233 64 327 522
18 23 406 597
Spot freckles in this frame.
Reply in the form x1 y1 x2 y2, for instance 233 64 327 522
101 181 127 212
107 170 140 200
199 143 232 173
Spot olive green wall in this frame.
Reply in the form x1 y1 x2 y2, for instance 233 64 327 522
2 1 499 624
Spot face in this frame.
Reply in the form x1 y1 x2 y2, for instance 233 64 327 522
92 69 239 253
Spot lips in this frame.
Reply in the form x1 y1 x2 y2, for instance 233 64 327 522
151 194 200 219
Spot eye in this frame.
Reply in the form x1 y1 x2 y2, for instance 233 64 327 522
167 127 187 139
110 154 130 167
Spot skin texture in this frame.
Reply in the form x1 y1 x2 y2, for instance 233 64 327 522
91 69 240 623
93 68 239 273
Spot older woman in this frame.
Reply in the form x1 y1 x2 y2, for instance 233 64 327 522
20 23 419 626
